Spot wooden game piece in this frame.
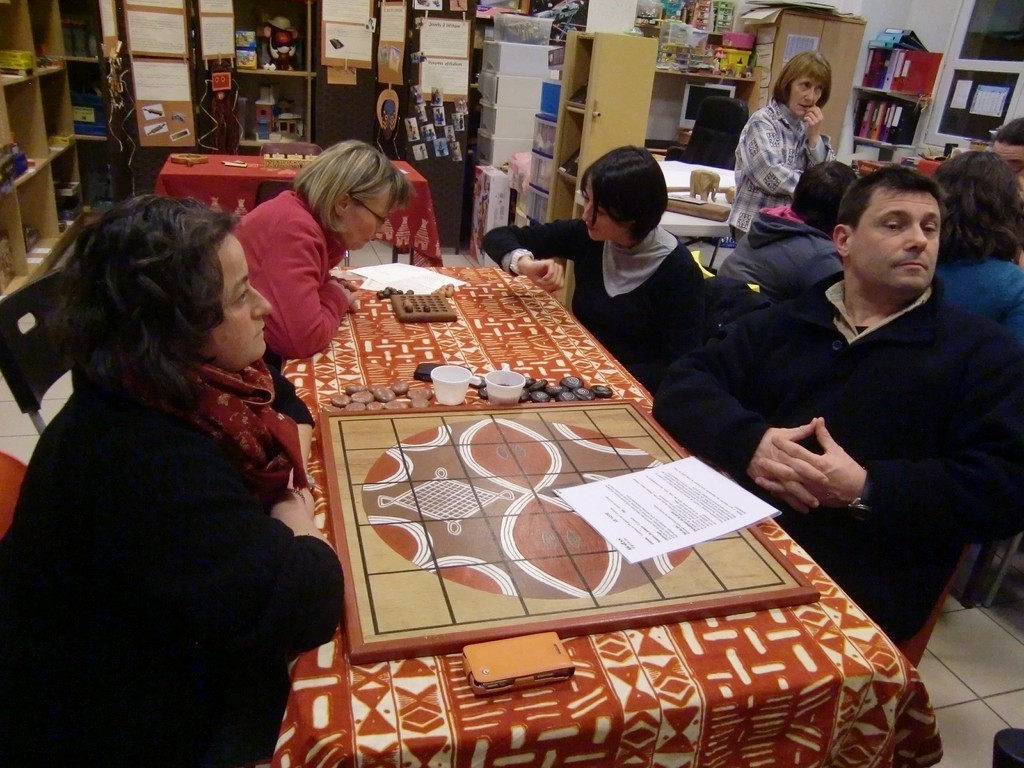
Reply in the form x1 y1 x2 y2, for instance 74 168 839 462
390 293 457 323
169 153 209 166
372 387 396 403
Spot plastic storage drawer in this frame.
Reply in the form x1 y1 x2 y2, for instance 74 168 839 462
530 150 554 192
532 113 557 155
482 40 552 77
480 100 536 138
478 71 545 109
525 183 549 224
477 128 534 168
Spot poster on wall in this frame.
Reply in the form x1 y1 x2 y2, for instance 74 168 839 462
132 58 197 147
322 0 373 68
125 0 188 57
529 0 588 42
378 1 407 84
415 18 470 101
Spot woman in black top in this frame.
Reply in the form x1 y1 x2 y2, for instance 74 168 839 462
484 145 704 393
0 196 343 768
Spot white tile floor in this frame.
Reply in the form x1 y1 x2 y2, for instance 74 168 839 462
2 239 1021 766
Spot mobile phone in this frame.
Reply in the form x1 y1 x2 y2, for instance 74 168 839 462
462 632 574 696
414 362 441 382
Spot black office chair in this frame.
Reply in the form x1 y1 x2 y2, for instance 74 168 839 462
667 96 749 170
0 269 67 435
253 179 294 207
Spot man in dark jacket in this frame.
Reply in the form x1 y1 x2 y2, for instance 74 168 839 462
654 166 1024 644
718 161 856 301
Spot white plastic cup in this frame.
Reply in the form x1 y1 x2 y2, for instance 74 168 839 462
431 365 472 406
484 368 527 406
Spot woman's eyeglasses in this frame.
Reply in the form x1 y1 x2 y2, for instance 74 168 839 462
354 198 389 227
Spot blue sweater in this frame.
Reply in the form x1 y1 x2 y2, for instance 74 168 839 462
936 258 1024 345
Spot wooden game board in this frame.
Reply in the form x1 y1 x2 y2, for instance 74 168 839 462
320 402 818 663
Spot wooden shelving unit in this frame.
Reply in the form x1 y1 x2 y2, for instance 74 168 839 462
546 31 657 306
1 0 83 295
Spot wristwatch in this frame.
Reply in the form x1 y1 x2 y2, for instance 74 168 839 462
508 248 532 275
847 475 872 521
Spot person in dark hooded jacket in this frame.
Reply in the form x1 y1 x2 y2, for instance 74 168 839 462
719 161 856 301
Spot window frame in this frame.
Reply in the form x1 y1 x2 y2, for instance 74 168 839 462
925 0 1024 147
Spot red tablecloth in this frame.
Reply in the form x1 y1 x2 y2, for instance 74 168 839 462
277 268 943 768
154 155 441 264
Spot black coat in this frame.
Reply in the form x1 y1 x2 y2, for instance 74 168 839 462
0 372 343 767
654 279 1024 641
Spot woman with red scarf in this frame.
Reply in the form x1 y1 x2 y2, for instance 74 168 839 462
0 196 343 768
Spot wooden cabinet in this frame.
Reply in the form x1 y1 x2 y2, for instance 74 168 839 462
1 0 83 295
744 10 865 147
547 31 658 224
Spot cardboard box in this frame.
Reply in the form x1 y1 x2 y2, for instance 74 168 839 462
470 165 511 265
236 48 257 69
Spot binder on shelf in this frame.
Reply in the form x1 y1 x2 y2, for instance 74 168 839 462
871 28 926 51
891 51 942 96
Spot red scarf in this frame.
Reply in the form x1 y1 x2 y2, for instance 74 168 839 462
130 360 307 506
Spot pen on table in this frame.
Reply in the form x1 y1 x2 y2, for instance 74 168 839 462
222 161 247 168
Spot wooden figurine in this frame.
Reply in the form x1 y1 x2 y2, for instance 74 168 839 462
690 170 721 203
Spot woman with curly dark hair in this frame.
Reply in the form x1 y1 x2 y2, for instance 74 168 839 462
934 150 1024 345
0 195 343 768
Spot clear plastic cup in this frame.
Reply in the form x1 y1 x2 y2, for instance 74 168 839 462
484 368 527 406
431 365 472 406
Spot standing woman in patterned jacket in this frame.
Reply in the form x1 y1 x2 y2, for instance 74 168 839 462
728 51 835 236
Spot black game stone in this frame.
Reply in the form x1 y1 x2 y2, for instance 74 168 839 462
573 387 596 401
560 376 583 390
591 384 613 398
555 391 578 401
529 390 552 403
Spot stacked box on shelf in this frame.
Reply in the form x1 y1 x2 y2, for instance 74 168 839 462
469 165 511 266
478 40 552 167
72 92 106 137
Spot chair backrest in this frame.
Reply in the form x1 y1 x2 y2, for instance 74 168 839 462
259 142 322 156
681 96 749 170
0 450 27 539
254 179 295 207
0 269 67 434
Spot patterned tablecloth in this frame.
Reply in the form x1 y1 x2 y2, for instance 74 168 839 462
277 267 942 768
154 156 441 264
